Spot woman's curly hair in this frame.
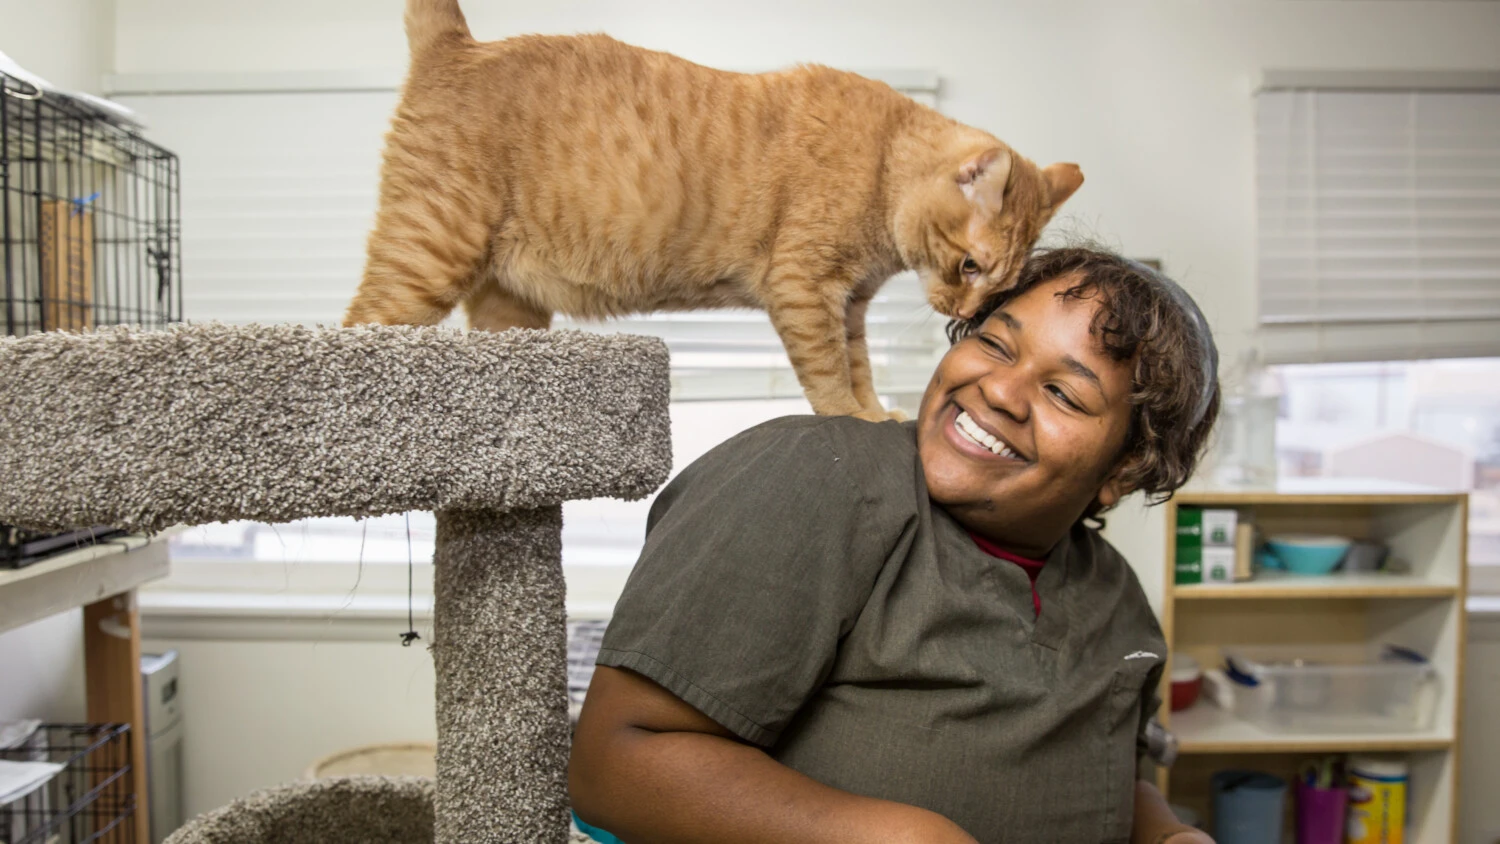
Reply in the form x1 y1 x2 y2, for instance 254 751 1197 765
946 246 1221 504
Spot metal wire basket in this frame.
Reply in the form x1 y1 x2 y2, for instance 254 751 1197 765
0 724 136 844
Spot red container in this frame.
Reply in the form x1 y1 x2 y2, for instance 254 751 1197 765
1170 655 1202 712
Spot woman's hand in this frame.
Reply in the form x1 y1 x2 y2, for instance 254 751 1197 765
1148 831 1215 844
1132 780 1216 844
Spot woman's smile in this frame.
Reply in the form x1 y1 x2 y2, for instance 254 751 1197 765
942 403 1028 463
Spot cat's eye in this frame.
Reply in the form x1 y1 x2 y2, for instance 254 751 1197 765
960 256 981 277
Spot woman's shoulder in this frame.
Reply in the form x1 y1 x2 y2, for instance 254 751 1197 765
667 416 920 518
645 415 923 552
738 414 916 445
726 416 919 483
712 415 917 466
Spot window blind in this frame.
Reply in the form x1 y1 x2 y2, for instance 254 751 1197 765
112 72 945 402
1256 88 1500 364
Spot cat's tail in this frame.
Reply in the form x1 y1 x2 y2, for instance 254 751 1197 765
405 0 473 55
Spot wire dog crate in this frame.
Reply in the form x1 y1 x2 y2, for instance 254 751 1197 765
0 724 136 844
2 71 181 337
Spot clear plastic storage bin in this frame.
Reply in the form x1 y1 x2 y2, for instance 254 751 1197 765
1221 644 1439 733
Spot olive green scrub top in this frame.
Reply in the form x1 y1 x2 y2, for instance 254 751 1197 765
597 416 1167 844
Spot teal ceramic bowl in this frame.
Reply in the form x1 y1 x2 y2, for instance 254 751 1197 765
1263 535 1351 575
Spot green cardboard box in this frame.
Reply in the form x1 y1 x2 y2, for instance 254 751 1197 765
1176 508 1238 583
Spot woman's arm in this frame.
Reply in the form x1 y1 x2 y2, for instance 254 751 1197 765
570 666 979 844
1131 779 1214 844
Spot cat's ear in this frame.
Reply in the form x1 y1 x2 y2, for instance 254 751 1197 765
1042 162 1084 209
957 148 1012 212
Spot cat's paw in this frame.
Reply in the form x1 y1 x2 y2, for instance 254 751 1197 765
886 408 910 422
853 408 908 423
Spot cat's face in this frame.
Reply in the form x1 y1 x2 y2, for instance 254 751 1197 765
913 150 1083 320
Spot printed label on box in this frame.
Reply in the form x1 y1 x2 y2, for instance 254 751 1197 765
1201 510 1238 546
1203 547 1235 583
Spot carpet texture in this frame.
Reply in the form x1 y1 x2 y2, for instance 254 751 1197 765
0 323 672 532
163 777 437 844
434 506 570 842
160 777 597 844
0 323 674 844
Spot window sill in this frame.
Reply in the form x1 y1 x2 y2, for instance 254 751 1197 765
1468 595 1500 619
139 562 629 641
139 589 620 641
138 587 1500 642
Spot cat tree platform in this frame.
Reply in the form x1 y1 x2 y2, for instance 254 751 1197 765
0 323 673 844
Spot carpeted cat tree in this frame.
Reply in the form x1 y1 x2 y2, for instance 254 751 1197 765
0 323 673 844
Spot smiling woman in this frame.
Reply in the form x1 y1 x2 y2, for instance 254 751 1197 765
929 248 1222 557
920 273 1135 558
568 247 1222 844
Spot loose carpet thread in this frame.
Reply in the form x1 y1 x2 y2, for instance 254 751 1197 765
401 512 421 647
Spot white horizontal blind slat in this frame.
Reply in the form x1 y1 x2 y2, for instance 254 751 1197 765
115 79 946 400
1256 89 1500 363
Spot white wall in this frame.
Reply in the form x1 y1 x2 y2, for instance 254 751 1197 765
138 635 437 818
0 611 87 724
0 0 112 94
0 0 111 726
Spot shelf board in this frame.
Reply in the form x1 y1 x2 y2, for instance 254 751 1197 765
1173 490 1463 507
0 529 179 634
1174 571 1459 600
1170 703 1452 754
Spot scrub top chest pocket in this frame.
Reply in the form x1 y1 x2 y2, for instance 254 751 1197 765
1102 650 1165 842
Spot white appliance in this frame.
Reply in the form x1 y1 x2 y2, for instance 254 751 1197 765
141 651 183 844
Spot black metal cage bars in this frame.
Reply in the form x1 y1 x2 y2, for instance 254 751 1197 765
0 723 136 844
2 71 181 337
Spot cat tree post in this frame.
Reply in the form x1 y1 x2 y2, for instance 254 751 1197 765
432 506 570 840
0 324 673 844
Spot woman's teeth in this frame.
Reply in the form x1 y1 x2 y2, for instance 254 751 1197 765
955 411 1020 459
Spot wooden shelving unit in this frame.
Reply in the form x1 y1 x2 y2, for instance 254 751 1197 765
1169 704 1454 754
1158 486 1468 842
1174 571 1459 601
0 532 175 844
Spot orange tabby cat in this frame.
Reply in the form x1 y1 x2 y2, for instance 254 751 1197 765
344 0 1083 421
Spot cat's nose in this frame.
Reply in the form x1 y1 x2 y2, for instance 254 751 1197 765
956 306 977 320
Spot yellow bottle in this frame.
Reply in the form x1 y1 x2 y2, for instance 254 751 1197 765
1346 755 1407 844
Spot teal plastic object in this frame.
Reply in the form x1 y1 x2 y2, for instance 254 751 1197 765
573 811 625 844
1263 536 1351 575
1256 548 1283 571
